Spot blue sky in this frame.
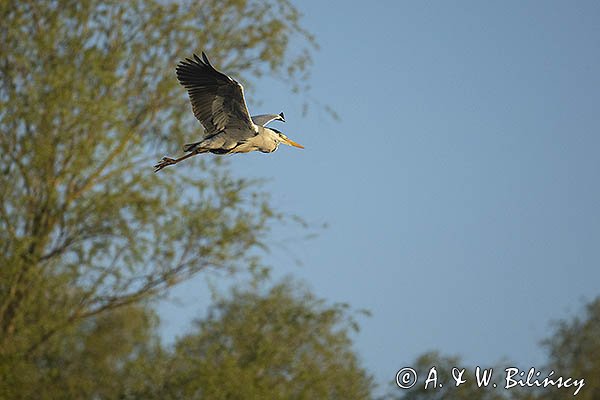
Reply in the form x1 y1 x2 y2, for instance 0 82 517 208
159 0 600 394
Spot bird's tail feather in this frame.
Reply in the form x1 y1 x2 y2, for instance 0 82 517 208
183 141 202 152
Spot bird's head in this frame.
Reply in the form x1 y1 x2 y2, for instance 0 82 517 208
269 128 304 149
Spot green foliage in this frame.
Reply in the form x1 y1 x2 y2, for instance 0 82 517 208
540 297 600 400
0 0 316 394
0 280 375 399
0 2 369 399
0 304 161 399
148 280 375 400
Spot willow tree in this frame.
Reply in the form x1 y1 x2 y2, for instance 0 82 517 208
540 297 600 400
153 280 374 400
0 0 314 374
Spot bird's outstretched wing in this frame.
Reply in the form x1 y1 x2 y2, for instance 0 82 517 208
251 112 285 127
176 53 255 135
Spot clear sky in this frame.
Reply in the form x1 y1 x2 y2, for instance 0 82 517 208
158 0 600 394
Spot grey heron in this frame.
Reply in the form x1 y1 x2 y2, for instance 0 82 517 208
154 52 303 172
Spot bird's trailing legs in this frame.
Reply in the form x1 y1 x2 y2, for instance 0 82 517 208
154 148 206 172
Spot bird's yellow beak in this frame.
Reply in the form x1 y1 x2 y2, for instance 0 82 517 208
283 137 304 149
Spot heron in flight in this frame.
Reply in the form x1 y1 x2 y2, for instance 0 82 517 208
154 52 304 172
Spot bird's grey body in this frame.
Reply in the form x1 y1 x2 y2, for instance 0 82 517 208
184 125 282 154
154 53 302 172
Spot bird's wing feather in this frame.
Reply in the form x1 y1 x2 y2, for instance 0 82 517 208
251 113 283 127
176 53 255 135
